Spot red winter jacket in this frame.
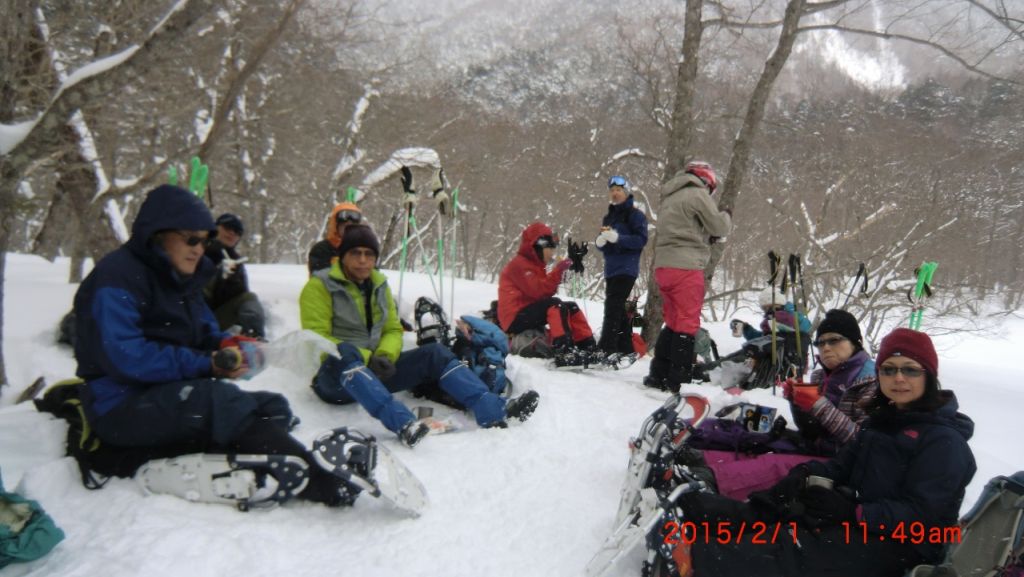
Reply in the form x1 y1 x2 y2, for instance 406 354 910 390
497 222 565 331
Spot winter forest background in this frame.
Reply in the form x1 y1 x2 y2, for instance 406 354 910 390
1 0 1023 392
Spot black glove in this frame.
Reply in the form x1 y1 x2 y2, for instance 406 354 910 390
799 486 858 528
367 355 397 381
400 165 414 193
749 465 810 515
567 237 588 274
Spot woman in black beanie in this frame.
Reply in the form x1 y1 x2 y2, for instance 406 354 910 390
783 308 878 454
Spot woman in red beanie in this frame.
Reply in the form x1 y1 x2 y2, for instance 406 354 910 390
665 327 977 577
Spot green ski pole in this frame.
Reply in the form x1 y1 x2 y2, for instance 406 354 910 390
188 157 209 199
449 187 460 315
908 262 938 330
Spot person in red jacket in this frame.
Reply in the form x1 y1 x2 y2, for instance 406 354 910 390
498 222 601 367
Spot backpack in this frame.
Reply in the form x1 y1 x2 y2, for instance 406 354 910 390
0 468 64 569
740 331 811 389
413 299 513 408
34 379 194 488
452 315 511 397
909 471 1024 577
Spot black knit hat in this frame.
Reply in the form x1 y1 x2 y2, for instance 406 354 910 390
337 224 379 257
816 309 863 349
215 213 244 235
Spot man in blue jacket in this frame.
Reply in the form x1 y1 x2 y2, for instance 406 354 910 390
595 175 648 355
73 184 358 506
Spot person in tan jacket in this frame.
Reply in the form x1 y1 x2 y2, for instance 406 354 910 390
644 161 732 392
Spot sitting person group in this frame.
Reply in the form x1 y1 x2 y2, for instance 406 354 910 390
672 326 976 577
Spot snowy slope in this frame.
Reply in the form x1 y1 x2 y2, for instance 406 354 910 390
1 253 1021 577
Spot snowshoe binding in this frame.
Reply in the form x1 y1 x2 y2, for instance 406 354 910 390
136 453 310 511
312 427 428 517
414 297 453 347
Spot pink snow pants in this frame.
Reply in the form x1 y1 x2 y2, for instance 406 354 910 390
655 267 704 336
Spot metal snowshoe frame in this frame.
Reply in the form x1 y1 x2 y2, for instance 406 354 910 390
613 394 712 527
136 453 310 512
414 296 453 347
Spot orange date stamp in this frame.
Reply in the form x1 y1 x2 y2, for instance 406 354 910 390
661 521 799 546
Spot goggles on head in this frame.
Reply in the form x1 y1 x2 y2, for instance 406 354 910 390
534 234 559 249
336 209 363 224
608 175 629 189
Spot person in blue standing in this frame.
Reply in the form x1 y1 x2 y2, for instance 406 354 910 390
300 224 540 448
73 184 362 507
595 175 648 355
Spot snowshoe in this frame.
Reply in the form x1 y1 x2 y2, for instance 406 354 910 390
312 427 428 516
414 297 453 347
135 453 310 511
613 394 711 528
587 476 707 577
550 349 637 371
373 444 429 517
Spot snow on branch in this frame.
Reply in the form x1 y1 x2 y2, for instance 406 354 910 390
0 0 194 157
361 148 441 188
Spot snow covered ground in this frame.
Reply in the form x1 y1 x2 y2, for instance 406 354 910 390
1 253 1021 577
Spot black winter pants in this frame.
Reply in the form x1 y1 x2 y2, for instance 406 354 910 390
598 274 636 354
87 379 342 505
681 492 925 577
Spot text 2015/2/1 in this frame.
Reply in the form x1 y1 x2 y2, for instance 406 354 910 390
662 521 799 546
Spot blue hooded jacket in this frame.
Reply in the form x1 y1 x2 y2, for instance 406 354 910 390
73 185 226 415
596 194 648 279
806 391 976 561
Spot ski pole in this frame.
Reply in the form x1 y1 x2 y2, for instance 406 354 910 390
449 186 460 315
767 251 781 395
397 166 416 310
430 167 448 313
788 253 803 377
908 262 938 330
836 262 867 310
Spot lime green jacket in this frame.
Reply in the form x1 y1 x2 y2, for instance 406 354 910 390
299 262 403 364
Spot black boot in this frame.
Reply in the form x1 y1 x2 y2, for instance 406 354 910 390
664 332 696 393
643 328 674 390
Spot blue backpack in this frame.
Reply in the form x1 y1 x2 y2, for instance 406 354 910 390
413 298 512 407
453 315 510 397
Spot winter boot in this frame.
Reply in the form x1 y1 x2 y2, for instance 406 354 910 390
505 390 540 422
398 419 430 448
664 332 696 393
643 328 675 390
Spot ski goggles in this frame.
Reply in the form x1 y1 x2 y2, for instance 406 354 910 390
878 365 926 378
608 175 628 189
336 209 364 224
534 234 559 249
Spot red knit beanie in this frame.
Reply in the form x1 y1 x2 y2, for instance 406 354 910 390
876 328 939 378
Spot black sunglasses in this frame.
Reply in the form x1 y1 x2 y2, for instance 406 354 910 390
172 230 211 247
879 365 926 378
